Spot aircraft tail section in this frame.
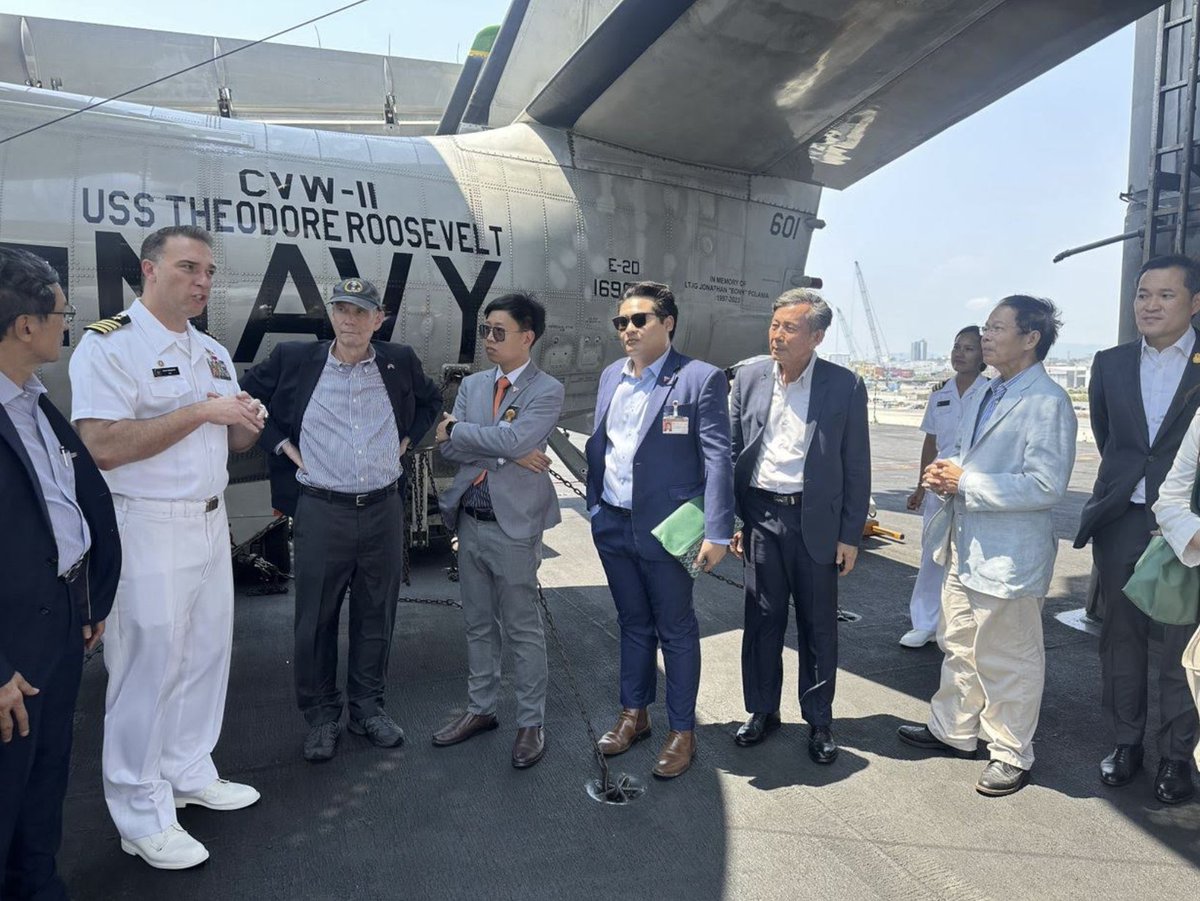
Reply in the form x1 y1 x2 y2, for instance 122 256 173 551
522 0 1158 189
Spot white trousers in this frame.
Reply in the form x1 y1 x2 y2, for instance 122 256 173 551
908 492 944 633
1184 625 1200 771
927 544 1045 770
102 496 234 840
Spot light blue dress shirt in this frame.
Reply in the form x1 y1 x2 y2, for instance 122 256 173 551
1 372 91 574
601 347 673 509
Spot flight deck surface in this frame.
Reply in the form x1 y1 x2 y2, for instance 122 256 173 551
59 423 1200 900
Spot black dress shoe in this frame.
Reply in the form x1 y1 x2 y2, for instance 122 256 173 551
1099 744 1143 787
897 723 975 759
349 713 405 748
1155 759 1196 805
303 721 341 763
976 760 1030 796
808 726 838 765
735 712 781 747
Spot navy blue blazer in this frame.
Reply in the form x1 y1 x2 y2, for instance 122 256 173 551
730 357 871 565
241 340 443 516
0 395 120 686
585 347 735 562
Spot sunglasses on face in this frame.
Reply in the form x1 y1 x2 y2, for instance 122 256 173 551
478 323 527 342
612 312 663 331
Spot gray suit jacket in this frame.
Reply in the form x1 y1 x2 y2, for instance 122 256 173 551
438 362 565 540
926 362 1077 599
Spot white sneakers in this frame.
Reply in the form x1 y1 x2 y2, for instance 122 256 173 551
122 780 260 870
899 628 936 648
121 824 209 870
174 778 261 811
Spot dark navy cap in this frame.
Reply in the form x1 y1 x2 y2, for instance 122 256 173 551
328 278 382 311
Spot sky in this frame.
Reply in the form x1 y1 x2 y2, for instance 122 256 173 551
1 1 1139 360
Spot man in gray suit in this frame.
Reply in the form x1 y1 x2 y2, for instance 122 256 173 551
1075 254 1200 804
898 296 1076 797
433 293 565 768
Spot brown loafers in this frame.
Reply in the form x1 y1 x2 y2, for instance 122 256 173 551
597 708 651 756
432 711 498 747
652 730 696 779
512 726 545 768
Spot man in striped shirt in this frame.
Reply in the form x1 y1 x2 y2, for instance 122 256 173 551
242 278 442 762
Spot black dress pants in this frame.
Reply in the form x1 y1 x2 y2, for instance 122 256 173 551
1095 503 1199 759
741 490 839 725
0 581 82 901
292 490 404 727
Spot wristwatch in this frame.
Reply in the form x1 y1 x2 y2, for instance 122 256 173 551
445 420 456 438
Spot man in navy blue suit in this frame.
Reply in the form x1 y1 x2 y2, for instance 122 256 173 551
0 248 120 899
729 289 870 765
585 281 734 779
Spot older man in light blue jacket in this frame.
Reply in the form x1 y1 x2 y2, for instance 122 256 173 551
898 296 1076 797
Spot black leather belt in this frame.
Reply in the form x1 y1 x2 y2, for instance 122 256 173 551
461 506 497 522
59 552 88 584
301 480 400 508
751 486 803 506
600 499 632 517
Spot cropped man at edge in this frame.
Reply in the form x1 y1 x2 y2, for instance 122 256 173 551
0 247 120 900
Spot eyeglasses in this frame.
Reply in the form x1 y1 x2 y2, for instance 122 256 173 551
45 305 77 324
478 323 528 342
612 312 663 331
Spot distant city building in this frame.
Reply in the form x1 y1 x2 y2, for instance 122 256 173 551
910 339 928 361
1044 363 1090 391
828 352 852 368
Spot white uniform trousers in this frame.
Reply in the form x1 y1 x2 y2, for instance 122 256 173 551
907 492 945 633
102 496 234 840
927 543 1045 771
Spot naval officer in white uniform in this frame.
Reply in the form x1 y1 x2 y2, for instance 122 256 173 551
70 226 265 870
901 326 989 648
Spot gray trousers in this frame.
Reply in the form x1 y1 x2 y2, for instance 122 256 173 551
292 491 403 727
456 513 548 727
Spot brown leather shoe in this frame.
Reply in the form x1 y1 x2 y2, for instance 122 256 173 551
432 711 498 747
596 708 651 756
652 730 696 779
512 726 545 768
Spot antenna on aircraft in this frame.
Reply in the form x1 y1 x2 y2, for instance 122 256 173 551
0 0 373 146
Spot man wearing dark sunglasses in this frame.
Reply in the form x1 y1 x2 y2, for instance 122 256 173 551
584 281 734 779
433 293 564 769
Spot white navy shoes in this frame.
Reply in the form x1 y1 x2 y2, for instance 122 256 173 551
121 824 209 870
174 778 261 811
899 628 936 648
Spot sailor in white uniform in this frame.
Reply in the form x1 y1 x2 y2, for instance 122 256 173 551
69 226 265 870
901 326 989 648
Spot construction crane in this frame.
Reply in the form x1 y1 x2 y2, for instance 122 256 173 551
834 306 866 362
854 261 890 364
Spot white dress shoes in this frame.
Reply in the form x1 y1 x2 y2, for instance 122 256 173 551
174 778 261 811
899 628 936 648
121 824 209 870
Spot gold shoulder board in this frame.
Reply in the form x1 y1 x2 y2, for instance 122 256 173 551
83 311 133 335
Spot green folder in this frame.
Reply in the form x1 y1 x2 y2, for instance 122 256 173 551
652 497 707 579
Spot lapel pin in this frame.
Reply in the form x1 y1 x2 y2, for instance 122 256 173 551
1192 353 1200 364
386 363 395 370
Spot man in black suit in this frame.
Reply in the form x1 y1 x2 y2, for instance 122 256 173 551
0 248 120 899
729 289 870 764
242 278 442 762
1075 254 1200 804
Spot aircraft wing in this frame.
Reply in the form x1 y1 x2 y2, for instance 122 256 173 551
522 0 1158 189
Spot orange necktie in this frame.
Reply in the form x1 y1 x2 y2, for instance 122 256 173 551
471 375 511 486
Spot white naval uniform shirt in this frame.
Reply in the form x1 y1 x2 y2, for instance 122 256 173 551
751 354 818 494
69 299 239 500
919 373 989 458
1133 330 1193 503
